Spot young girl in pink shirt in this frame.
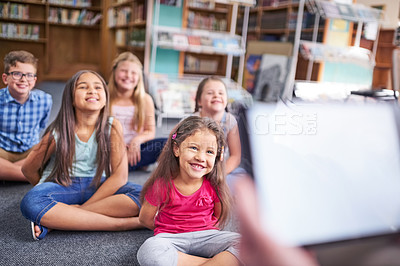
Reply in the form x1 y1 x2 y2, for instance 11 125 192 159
137 116 241 266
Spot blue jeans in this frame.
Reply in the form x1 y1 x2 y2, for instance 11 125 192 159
129 138 167 171
20 177 142 225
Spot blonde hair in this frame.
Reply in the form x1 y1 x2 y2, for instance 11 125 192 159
108 52 146 132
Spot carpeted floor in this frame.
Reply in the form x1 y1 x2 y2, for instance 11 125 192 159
0 176 153 266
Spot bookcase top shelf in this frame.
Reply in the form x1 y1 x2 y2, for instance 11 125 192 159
306 0 383 23
48 4 102 11
154 25 245 56
5 0 46 6
110 0 135 8
0 18 47 24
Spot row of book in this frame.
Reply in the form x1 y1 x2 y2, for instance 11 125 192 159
48 8 101 25
261 0 299 7
115 28 145 47
48 0 92 7
260 10 287 29
107 3 146 28
0 22 40 40
287 11 324 29
158 31 241 52
0 2 29 20
187 12 227 32
184 54 219 73
107 6 131 27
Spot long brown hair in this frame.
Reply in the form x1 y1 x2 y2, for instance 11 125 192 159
140 116 232 227
41 70 112 187
108 52 146 132
194 76 229 113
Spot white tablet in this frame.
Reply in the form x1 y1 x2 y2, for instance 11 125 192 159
247 102 400 247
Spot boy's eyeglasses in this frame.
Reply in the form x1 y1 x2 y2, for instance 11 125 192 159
6 71 36 81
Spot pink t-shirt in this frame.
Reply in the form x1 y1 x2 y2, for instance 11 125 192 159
145 178 220 235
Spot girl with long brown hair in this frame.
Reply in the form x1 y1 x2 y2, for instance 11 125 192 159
137 116 241 266
20 70 142 240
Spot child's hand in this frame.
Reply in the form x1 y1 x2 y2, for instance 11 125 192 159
127 141 141 166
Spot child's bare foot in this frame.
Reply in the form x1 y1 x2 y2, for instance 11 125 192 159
30 222 50 240
34 224 42 238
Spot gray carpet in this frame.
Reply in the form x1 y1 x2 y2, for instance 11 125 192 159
0 175 153 266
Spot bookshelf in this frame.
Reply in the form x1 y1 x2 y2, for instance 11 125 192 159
286 0 384 100
0 0 103 83
46 0 103 79
372 29 396 89
237 0 325 82
0 0 48 82
148 0 253 126
102 0 148 76
181 0 231 76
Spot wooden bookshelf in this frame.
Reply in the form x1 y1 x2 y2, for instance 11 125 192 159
372 29 396 89
237 0 325 81
0 0 103 83
102 0 147 77
181 0 233 77
0 0 47 85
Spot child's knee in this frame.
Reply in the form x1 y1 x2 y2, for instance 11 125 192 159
20 184 56 223
137 237 178 266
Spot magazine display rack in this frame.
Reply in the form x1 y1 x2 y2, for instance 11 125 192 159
282 0 383 101
149 73 253 127
147 0 255 126
155 25 245 56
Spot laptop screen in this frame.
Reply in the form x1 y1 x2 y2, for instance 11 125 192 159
247 102 400 247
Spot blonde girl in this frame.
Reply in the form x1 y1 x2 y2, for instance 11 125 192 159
108 52 166 171
20 70 142 240
137 116 241 266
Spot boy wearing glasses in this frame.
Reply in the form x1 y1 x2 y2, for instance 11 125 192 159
0 50 52 182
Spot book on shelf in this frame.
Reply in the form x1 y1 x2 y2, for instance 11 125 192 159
158 31 173 43
319 1 340 18
0 22 40 40
133 3 144 22
47 7 100 25
172 33 188 48
200 36 213 46
187 11 227 31
130 29 145 47
199 59 218 73
0 3 29 20
70 9 80 24
337 3 356 19
48 0 92 8
115 29 126 46
90 13 102 25
188 35 201 46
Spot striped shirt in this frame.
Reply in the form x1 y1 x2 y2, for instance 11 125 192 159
0 87 53 153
